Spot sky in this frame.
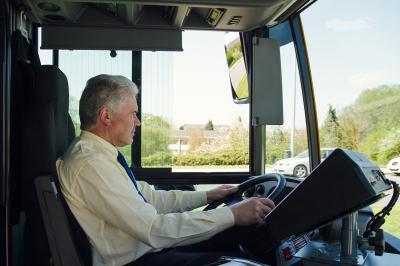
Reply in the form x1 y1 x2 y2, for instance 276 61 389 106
170 31 248 127
301 0 400 124
38 0 400 130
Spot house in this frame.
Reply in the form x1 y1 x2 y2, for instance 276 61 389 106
168 124 230 154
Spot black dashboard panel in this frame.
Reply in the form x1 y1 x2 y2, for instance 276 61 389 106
260 149 392 251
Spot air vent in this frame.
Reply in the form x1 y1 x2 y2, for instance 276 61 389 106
91 3 118 17
228 16 242 26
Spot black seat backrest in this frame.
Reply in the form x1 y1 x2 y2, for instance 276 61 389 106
35 176 84 266
21 65 92 266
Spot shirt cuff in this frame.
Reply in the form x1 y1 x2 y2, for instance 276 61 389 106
208 206 235 230
190 190 208 207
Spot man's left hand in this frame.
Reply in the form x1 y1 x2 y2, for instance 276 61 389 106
206 185 238 203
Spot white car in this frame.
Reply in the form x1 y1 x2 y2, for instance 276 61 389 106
274 148 335 178
386 157 400 175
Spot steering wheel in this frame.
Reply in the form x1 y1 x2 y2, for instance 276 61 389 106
204 173 286 211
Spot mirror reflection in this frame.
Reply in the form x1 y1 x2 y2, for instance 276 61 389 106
224 32 249 100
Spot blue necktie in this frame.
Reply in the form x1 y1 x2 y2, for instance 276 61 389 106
117 151 147 202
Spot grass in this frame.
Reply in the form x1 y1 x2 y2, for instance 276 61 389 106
235 75 248 99
371 204 400 238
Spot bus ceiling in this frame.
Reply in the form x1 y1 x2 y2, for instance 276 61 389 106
22 0 312 50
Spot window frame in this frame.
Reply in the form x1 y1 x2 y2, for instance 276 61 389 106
290 14 320 170
260 15 319 175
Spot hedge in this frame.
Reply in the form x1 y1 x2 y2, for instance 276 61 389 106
142 150 249 167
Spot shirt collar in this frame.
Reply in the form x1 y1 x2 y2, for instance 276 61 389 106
80 130 119 159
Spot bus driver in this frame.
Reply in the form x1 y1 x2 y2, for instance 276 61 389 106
56 74 275 266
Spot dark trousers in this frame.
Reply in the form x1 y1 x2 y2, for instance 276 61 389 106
127 226 262 266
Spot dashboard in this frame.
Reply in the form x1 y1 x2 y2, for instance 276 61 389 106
236 149 399 266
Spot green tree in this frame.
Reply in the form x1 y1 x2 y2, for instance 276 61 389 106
265 128 290 164
294 129 308 156
354 85 400 133
323 84 400 165
205 120 214 130
337 106 362 150
227 119 249 152
141 114 172 166
352 85 400 163
377 128 400 162
320 105 341 147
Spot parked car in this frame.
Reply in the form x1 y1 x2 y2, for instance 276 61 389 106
274 148 336 178
386 157 400 175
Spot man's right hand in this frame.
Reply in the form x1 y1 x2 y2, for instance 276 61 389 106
230 198 275 226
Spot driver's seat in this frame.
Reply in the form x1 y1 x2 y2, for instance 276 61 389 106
23 65 92 265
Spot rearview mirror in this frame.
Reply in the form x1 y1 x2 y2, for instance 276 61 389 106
224 32 249 102
224 34 283 125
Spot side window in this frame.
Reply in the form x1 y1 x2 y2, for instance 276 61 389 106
302 2 400 166
141 31 250 172
37 28 52 65
58 50 132 164
302 0 400 237
267 41 310 179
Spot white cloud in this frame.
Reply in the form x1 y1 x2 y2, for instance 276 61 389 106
325 17 372 32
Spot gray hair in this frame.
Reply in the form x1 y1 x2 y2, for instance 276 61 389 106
79 74 139 130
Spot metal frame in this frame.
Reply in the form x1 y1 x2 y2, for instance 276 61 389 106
290 15 320 170
1 1 14 265
53 50 59 66
131 51 142 168
134 171 252 185
256 13 319 175
246 28 267 176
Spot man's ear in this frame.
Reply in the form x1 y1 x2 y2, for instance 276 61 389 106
98 107 112 126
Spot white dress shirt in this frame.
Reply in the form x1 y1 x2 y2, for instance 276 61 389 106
56 130 235 266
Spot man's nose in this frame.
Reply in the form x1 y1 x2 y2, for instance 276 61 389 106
134 117 141 126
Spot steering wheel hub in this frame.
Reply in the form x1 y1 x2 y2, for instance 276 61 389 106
204 173 286 211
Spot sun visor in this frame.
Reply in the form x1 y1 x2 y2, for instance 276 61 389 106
41 25 183 51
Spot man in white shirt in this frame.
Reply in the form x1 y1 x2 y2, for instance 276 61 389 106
57 74 275 266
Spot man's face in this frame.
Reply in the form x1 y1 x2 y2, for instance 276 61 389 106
109 95 141 147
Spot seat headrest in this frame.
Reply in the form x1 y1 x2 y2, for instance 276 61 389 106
34 65 74 158
35 65 69 116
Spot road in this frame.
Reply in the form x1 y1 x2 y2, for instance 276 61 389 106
229 57 245 89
